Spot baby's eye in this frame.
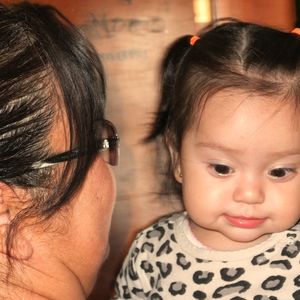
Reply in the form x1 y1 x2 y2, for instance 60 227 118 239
268 167 296 179
209 164 234 177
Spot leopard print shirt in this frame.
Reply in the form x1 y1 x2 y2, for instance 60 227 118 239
113 212 300 300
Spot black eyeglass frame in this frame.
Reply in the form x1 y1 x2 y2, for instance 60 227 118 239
31 119 119 169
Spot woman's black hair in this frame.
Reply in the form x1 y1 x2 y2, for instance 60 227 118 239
148 20 300 196
0 2 106 255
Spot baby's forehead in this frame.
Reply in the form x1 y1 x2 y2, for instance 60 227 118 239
183 91 300 161
195 89 297 115
191 90 300 131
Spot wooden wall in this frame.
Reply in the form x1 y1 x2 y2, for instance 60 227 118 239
5 1 296 299
215 0 295 30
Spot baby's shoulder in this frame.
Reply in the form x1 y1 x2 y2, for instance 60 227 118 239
132 211 184 253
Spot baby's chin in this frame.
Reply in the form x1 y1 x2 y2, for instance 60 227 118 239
210 230 272 251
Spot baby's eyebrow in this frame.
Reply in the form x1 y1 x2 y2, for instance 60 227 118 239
196 142 240 153
195 142 300 157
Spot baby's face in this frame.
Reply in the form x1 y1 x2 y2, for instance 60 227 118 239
175 89 300 251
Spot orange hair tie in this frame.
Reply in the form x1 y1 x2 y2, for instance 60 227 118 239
291 28 300 35
190 35 200 46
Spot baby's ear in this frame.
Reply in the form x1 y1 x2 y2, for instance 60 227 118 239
0 183 33 260
166 140 183 184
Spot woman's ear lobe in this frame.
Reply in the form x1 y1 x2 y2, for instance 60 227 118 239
0 224 33 260
11 232 33 260
0 182 21 224
0 224 9 255
0 183 33 260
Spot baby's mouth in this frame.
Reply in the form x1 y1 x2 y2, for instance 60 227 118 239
224 214 266 228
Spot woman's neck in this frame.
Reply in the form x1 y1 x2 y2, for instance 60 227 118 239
0 253 87 300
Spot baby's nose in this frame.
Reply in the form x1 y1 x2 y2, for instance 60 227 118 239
233 177 265 204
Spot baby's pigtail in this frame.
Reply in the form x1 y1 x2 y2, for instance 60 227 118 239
146 35 195 141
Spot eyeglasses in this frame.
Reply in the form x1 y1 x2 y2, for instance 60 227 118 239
31 119 119 169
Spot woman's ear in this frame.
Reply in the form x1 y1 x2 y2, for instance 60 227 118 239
0 183 33 260
166 139 183 184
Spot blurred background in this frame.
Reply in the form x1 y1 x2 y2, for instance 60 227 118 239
4 0 298 299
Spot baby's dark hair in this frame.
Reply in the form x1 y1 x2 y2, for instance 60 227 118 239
148 20 300 197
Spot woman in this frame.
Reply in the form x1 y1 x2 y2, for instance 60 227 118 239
0 2 118 299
